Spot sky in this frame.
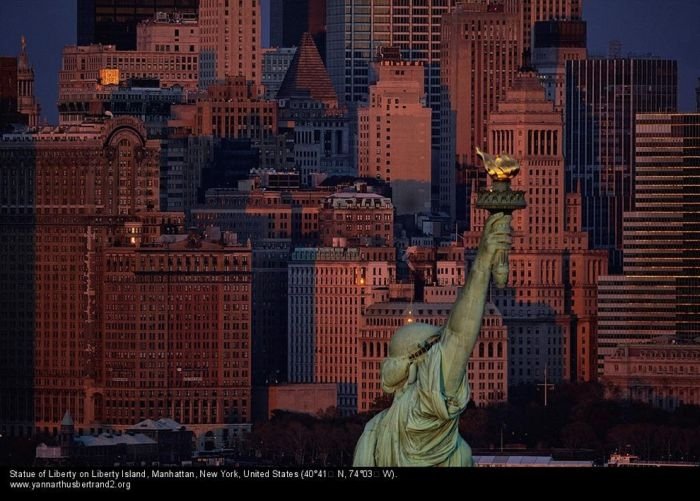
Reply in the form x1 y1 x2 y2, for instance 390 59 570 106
0 0 698 125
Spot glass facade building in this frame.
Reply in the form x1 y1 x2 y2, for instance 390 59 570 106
597 113 700 375
565 58 677 271
326 0 453 145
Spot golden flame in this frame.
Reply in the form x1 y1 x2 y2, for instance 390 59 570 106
476 147 521 181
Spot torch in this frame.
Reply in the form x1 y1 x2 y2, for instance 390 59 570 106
475 148 526 288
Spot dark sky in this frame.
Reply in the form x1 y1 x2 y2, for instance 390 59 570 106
0 0 698 125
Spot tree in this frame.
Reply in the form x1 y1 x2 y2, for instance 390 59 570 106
561 421 599 450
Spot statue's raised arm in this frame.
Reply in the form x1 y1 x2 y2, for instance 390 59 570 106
352 212 512 467
441 212 511 397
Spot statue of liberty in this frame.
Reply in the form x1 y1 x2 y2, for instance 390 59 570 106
352 212 513 467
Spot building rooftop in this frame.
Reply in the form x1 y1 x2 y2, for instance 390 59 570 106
130 418 184 431
74 432 156 448
325 191 393 209
276 32 337 104
140 11 198 25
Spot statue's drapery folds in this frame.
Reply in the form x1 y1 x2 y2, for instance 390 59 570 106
354 340 472 467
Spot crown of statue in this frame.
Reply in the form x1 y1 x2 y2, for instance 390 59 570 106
476 147 521 181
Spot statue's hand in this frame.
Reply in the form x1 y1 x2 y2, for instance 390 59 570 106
476 212 512 271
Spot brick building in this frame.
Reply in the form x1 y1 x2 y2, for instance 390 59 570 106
319 190 394 247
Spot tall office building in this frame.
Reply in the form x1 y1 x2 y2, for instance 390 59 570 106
0 104 33 434
192 185 331 243
0 57 18 130
358 57 432 216
0 116 256 439
270 0 327 61
439 0 521 222
462 73 607 383
327 0 455 145
597 113 700 376
136 11 200 53
531 20 586 111
101 234 253 433
262 47 297 100
565 58 677 272
77 0 199 50
251 240 292 386
275 37 354 185
0 117 161 436
198 0 261 88
60 44 200 98
288 246 395 414
520 0 582 57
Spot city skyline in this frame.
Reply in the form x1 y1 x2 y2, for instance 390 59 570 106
1 0 700 470
0 0 698 125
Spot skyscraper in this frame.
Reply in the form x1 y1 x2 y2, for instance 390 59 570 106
288 246 395 414
0 109 33 435
462 72 607 383
101 234 253 432
252 240 292 387
77 0 199 50
597 113 700 376
0 57 19 130
358 57 432 216
319 191 394 247
262 47 297 100
565 58 677 272
270 0 327 61
0 115 258 438
326 0 455 145
520 0 582 58
60 44 200 102
439 0 521 222
198 0 261 88
136 11 200 53
0 117 161 436
275 34 354 185
531 20 587 111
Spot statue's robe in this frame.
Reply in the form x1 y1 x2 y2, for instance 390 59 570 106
353 343 473 467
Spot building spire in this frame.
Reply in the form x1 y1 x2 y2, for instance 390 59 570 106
276 32 338 106
18 35 30 71
16 35 40 127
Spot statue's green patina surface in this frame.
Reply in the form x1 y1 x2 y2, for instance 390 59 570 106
353 212 513 467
